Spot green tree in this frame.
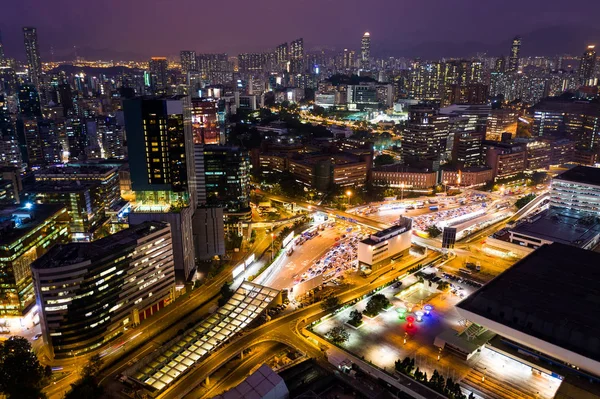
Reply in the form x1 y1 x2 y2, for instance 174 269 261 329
427 225 442 238
326 326 350 344
218 282 234 306
348 310 363 326
321 296 340 311
364 294 391 316
0 336 46 399
82 354 103 379
374 154 396 167
515 193 536 209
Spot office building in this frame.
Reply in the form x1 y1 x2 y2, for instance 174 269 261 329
483 141 527 179
360 32 371 70
17 118 45 168
289 38 304 74
124 95 197 281
343 49 355 70
457 243 600 380
149 57 169 93
32 221 175 358
180 51 197 74
486 109 518 141
508 36 521 72
192 207 225 261
0 96 22 168
440 166 493 187
358 218 412 270
372 165 438 189
0 204 69 316
17 84 41 117
30 181 107 241
35 164 121 208
402 105 450 170
191 97 220 145
23 27 42 88
578 45 596 86
531 99 600 150
550 165 600 215
525 140 551 170
346 84 378 110
452 132 483 169
203 145 251 213
123 95 196 207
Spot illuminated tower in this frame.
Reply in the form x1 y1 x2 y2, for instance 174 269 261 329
361 32 371 70
23 27 42 88
180 50 197 74
578 45 597 86
149 57 169 94
508 36 521 72
290 38 304 74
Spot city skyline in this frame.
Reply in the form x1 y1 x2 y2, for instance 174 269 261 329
1 0 600 60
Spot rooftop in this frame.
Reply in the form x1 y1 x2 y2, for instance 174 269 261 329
35 164 118 178
0 204 67 247
213 364 287 399
31 221 169 269
457 243 600 364
362 217 412 245
553 165 600 187
511 208 600 247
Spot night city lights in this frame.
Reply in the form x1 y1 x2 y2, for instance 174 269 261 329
0 1 599 399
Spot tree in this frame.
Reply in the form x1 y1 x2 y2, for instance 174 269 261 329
321 296 340 311
427 225 442 238
348 310 363 327
82 354 103 379
0 336 46 399
364 294 391 317
374 154 396 167
515 193 536 209
218 282 234 306
326 326 350 344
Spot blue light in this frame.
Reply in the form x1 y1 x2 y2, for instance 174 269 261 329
25 202 33 210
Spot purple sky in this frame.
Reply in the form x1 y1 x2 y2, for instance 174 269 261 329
1 0 600 60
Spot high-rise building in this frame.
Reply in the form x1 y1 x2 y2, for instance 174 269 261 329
508 36 522 72
409 61 443 100
0 204 69 316
0 96 21 168
180 51 197 75
124 95 197 281
0 29 5 61
275 43 289 71
578 45 597 86
191 97 220 145
17 84 41 117
149 57 169 94
289 38 304 74
32 221 175 358
343 49 355 70
402 105 450 170
123 95 196 207
203 145 251 214
23 27 42 88
361 32 371 70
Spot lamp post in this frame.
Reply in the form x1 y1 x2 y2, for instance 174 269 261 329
346 190 352 205
400 183 405 202
443 180 448 196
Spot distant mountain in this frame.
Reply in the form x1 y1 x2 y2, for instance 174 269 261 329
49 64 140 76
47 46 147 62
377 25 600 58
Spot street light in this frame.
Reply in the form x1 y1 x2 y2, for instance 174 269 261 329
400 183 405 202
443 180 448 196
270 233 275 261
346 190 352 205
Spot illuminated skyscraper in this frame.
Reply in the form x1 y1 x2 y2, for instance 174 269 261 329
508 36 521 72
0 29 5 61
180 50 197 74
290 38 304 74
402 105 450 170
578 45 597 86
275 42 288 71
149 57 169 93
23 27 42 88
361 32 371 70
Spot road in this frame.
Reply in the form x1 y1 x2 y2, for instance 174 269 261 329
131 253 439 399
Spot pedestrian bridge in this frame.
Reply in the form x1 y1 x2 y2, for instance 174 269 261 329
130 282 280 393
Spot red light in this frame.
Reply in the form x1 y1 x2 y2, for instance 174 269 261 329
406 316 415 328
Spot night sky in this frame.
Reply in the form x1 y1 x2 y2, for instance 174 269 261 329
1 0 600 60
